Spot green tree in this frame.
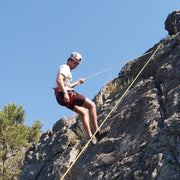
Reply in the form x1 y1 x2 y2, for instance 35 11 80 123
0 103 43 180
28 120 43 142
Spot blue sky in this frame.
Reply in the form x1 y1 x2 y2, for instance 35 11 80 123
0 0 179 131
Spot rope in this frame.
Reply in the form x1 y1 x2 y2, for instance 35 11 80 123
75 50 153 86
60 44 161 180
84 50 152 80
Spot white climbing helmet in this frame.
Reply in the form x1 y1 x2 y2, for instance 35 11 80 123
70 52 82 64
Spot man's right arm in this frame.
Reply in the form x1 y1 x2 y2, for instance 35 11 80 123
56 73 70 103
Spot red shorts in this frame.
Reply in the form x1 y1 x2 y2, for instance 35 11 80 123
56 90 86 110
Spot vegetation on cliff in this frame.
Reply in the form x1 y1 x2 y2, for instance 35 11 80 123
0 103 43 180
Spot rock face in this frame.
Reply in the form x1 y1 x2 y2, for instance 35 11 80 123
71 33 180 180
18 117 84 180
19 14 180 180
165 10 180 35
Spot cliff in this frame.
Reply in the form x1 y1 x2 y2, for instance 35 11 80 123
18 11 180 180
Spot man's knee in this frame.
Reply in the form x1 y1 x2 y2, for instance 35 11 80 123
79 108 88 117
83 99 96 110
73 106 88 116
89 101 96 110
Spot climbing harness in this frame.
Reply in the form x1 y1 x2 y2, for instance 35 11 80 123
54 87 60 95
60 44 161 180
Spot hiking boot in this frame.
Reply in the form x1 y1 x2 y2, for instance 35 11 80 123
90 136 97 146
95 126 110 142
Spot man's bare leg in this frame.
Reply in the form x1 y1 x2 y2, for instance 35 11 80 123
81 98 98 132
73 105 92 138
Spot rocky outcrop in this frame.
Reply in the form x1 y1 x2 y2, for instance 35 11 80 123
165 10 180 35
19 13 180 180
18 117 86 180
72 33 180 180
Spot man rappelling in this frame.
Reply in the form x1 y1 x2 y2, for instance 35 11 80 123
54 52 109 145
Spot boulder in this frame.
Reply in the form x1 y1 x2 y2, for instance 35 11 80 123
165 10 180 35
